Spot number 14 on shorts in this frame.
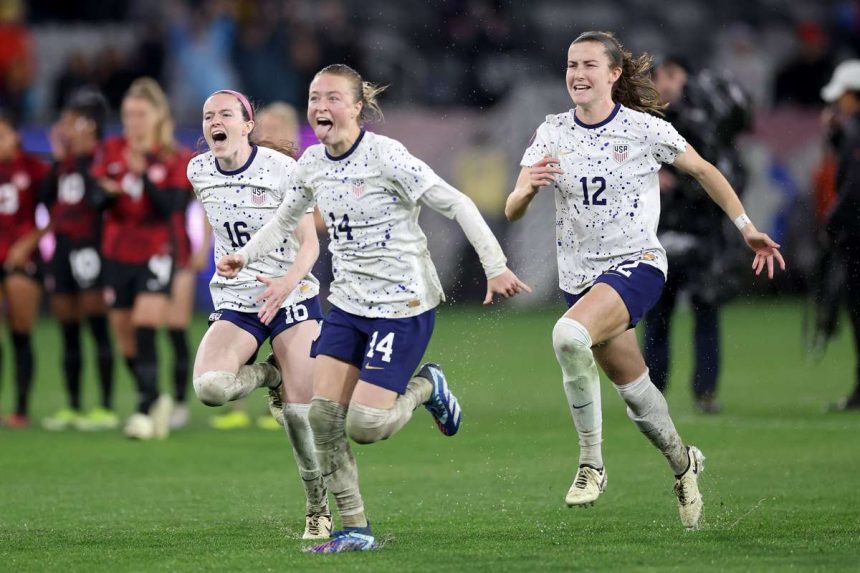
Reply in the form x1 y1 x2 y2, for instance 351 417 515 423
367 331 395 363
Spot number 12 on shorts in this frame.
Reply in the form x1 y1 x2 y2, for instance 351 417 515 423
366 331 395 363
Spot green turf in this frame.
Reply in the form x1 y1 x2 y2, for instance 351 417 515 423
1 299 858 572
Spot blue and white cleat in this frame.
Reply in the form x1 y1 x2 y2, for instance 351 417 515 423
303 526 377 553
418 363 462 436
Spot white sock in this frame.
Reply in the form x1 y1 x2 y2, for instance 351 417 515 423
282 403 327 512
614 370 688 475
553 317 603 469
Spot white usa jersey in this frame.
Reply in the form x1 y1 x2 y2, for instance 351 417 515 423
521 104 687 294
253 130 445 318
187 145 319 312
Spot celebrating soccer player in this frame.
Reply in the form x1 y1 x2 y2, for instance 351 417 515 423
216 64 530 553
505 31 785 530
189 89 331 540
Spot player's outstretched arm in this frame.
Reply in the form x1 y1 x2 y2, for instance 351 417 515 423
505 156 563 221
419 182 532 303
673 145 786 279
256 213 320 325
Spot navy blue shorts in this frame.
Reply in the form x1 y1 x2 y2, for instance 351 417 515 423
311 305 436 394
563 261 665 328
209 296 324 352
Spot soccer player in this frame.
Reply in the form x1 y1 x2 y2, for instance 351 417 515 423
207 101 303 432
216 64 531 553
189 89 331 540
91 78 188 440
40 88 118 432
0 110 48 428
505 31 785 529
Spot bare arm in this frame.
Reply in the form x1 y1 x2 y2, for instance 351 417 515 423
504 157 563 221
673 144 785 278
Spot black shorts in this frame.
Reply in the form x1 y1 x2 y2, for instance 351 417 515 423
0 259 43 284
104 256 174 309
47 236 103 295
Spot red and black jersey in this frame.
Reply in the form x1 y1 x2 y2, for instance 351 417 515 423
169 147 194 268
92 137 188 264
43 154 102 246
0 151 49 263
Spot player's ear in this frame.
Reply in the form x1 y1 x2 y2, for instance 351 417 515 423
243 120 255 137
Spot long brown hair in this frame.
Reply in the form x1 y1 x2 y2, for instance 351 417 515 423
571 31 666 115
124 77 177 153
314 64 387 124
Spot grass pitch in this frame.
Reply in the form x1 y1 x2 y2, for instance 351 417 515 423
1 299 858 572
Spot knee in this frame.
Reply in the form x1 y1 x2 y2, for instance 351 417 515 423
309 397 346 439
193 371 233 406
345 404 387 445
552 317 592 357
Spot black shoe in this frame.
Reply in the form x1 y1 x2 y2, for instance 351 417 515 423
694 396 721 415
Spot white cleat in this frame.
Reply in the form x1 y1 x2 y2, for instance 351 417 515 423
150 394 174 439
674 446 706 530
565 465 607 507
303 509 333 540
124 413 155 440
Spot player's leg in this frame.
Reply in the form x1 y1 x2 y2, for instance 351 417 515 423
165 268 195 428
79 288 117 428
127 292 171 438
344 310 452 443
42 293 84 430
192 319 272 404
554 283 628 506
5 273 42 426
272 317 331 539
691 294 721 413
642 267 681 393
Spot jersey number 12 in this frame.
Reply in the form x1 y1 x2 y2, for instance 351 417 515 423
580 176 607 206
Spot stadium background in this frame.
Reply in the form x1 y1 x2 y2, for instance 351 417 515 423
2 0 858 571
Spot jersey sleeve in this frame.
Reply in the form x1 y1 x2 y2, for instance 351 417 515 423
649 115 688 165
378 138 441 204
520 121 557 167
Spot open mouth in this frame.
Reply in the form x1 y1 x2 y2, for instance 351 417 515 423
211 130 227 144
314 118 333 138
572 85 591 93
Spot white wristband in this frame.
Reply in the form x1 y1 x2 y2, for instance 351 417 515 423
733 213 752 231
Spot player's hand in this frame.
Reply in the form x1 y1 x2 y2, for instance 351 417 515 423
99 177 122 195
216 254 245 278
483 269 532 305
743 230 786 279
528 156 564 190
256 275 298 325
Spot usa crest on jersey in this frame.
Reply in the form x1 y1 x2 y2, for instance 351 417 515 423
251 188 266 205
613 144 629 163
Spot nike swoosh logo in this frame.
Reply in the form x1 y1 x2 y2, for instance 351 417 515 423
364 365 384 370
559 149 574 156
571 402 593 409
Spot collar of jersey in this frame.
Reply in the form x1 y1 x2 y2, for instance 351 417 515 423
574 102 621 130
215 144 258 176
325 129 365 161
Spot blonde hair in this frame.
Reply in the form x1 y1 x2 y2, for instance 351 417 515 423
124 77 177 153
571 31 666 116
251 102 299 158
315 64 387 124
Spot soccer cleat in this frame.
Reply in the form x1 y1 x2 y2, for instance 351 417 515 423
42 408 82 431
565 465 607 507
418 363 462 436
304 526 377 553
210 410 251 430
169 403 190 430
150 394 174 439
674 446 706 530
303 509 333 540
124 413 155 439
256 415 282 431
75 407 120 431
694 396 722 415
